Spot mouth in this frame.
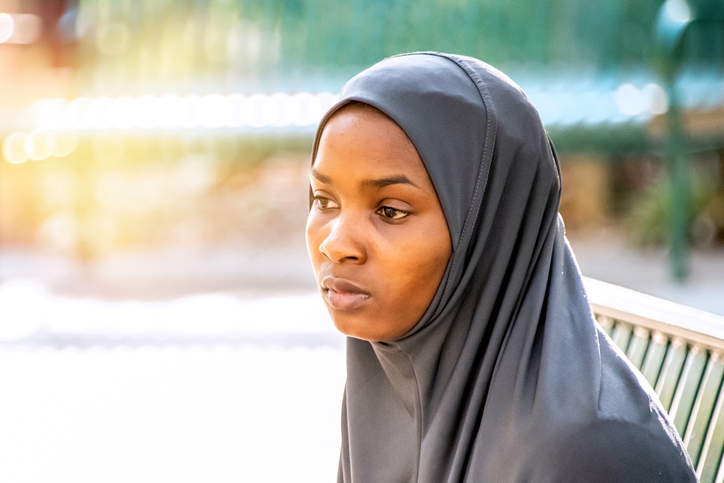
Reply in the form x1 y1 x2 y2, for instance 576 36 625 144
321 277 371 311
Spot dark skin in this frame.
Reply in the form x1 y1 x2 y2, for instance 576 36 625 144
306 104 452 342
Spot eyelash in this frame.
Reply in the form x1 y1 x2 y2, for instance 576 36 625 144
313 196 338 212
376 206 409 221
312 196 410 221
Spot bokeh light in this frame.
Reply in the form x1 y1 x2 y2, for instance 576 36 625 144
2 132 29 165
615 84 645 117
52 130 80 157
0 13 14 43
0 13 42 44
643 83 669 115
17 92 339 134
24 129 56 161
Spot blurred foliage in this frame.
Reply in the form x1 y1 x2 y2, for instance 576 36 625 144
629 150 724 247
0 132 312 257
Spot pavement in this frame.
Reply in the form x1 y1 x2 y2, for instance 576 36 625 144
0 244 346 483
568 235 724 316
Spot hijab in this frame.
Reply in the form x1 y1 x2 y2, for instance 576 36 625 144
311 52 696 482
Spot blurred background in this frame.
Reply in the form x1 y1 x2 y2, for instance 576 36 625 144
0 0 722 481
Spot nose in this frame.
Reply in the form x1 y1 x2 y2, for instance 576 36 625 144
319 213 367 264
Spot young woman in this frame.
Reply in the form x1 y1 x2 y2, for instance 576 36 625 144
306 52 696 482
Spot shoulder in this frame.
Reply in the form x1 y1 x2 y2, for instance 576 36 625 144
530 419 697 483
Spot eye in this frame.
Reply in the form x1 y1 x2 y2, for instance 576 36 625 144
377 206 410 221
313 196 339 212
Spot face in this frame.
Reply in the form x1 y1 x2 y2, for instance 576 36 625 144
306 104 452 342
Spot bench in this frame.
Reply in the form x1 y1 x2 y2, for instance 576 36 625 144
584 277 724 482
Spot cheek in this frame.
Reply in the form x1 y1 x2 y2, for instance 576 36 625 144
387 237 449 296
375 227 451 324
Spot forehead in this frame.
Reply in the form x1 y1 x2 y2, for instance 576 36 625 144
314 105 431 183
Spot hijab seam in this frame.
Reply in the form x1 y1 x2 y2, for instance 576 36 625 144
420 53 497 304
390 52 495 286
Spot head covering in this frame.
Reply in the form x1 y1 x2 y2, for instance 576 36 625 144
311 53 696 482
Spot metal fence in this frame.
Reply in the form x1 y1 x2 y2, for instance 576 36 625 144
77 0 723 94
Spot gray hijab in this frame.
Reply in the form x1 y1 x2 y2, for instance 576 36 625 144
311 53 696 483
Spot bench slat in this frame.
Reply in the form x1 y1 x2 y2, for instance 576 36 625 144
585 278 724 482
687 354 724 472
671 346 705 431
657 339 688 412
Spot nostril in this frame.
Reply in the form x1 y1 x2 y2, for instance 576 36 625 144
319 232 365 264
319 239 340 262
317 214 368 264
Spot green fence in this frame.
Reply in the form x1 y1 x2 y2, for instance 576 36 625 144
78 0 723 96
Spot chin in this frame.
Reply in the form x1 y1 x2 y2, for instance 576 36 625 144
331 315 374 341
329 313 406 342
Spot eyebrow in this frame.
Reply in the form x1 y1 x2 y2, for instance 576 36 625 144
362 174 418 190
310 169 333 184
311 169 419 190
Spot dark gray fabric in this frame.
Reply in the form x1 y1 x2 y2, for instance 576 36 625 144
311 53 697 483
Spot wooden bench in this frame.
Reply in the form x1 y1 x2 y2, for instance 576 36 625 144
584 277 724 482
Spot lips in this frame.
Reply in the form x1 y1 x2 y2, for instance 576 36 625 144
321 277 371 311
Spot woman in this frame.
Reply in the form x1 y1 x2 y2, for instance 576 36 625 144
306 52 696 482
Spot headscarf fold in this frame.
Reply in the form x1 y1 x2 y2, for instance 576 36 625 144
311 52 696 483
